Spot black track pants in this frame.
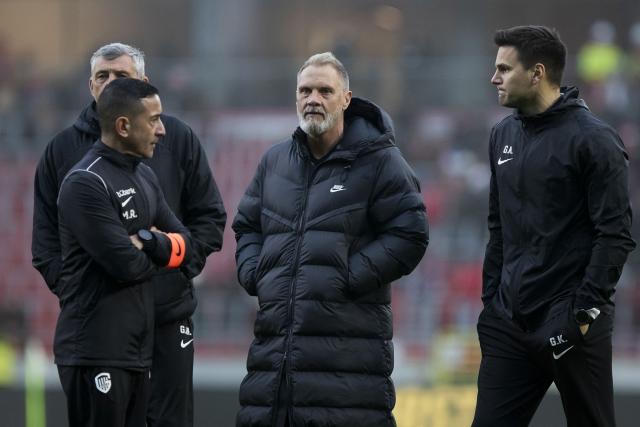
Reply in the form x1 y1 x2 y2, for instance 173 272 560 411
147 317 195 427
58 365 149 427
472 302 615 427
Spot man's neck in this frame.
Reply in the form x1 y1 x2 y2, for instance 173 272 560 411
306 123 344 159
521 86 561 116
101 136 135 157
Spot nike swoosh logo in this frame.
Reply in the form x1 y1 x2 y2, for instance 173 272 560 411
497 157 513 165
180 339 194 348
121 196 133 207
553 345 574 360
176 239 182 256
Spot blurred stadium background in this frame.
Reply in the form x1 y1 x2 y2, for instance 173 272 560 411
1 1 640 426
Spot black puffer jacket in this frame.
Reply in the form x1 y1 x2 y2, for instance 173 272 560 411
483 87 635 329
32 102 226 325
233 98 428 427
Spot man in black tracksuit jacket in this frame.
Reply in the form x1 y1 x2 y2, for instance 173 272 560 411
472 26 635 427
233 53 428 427
31 44 226 426
56 78 195 426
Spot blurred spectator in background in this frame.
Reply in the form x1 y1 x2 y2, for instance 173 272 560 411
0 305 22 387
577 20 628 114
232 52 428 427
625 22 640 113
31 43 226 427
473 25 635 427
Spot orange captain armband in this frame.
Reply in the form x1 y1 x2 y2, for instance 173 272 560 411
166 233 186 268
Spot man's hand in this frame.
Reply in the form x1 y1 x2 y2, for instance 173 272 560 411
130 234 143 250
131 227 160 250
579 324 589 335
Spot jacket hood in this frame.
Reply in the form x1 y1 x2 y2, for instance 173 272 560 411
293 97 396 161
73 102 101 138
516 86 589 123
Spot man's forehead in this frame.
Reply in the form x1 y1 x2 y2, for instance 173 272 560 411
297 65 341 86
92 55 137 73
141 95 162 112
495 46 520 65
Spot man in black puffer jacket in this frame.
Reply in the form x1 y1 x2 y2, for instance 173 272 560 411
31 43 226 427
233 52 429 427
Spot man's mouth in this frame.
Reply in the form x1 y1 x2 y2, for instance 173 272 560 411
304 110 324 118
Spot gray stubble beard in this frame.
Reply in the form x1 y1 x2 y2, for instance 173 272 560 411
298 110 338 137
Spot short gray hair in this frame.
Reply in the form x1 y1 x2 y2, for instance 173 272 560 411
90 43 146 77
298 52 349 90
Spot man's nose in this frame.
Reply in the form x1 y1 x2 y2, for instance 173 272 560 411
156 119 166 136
307 90 323 104
491 71 500 85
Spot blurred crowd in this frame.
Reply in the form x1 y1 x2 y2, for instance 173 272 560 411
1 20 640 385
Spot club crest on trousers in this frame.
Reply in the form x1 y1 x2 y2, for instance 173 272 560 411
95 372 111 394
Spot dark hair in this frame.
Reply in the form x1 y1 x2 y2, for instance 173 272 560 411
97 78 159 134
494 25 566 86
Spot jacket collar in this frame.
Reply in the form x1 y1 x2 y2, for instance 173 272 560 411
93 140 141 172
515 86 588 125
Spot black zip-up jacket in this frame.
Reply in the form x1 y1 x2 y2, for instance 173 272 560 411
55 141 192 368
232 98 428 427
483 86 635 330
32 102 226 325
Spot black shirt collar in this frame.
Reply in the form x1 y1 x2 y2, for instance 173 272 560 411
93 140 142 172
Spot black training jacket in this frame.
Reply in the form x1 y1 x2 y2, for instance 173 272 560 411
55 141 192 368
483 86 636 329
32 102 226 325
233 98 429 427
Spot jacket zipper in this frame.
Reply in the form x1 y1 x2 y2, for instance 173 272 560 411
513 121 533 327
277 161 315 421
130 171 151 362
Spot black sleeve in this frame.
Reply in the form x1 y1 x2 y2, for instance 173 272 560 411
347 148 429 297
153 178 194 268
178 128 226 278
31 141 63 295
58 172 158 283
232 159 265 296
574 128 636 309
482 128 503 307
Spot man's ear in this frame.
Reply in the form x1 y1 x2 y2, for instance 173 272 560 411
115 116 130 138
343 90 352 110
532 63 545 85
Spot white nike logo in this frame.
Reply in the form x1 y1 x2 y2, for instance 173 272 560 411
497 157 513 165
553 345 574 360
330 185 346 193
180 339 194 348
121 196 133 207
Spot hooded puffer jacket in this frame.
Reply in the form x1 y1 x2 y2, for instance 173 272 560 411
233 97 429 427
